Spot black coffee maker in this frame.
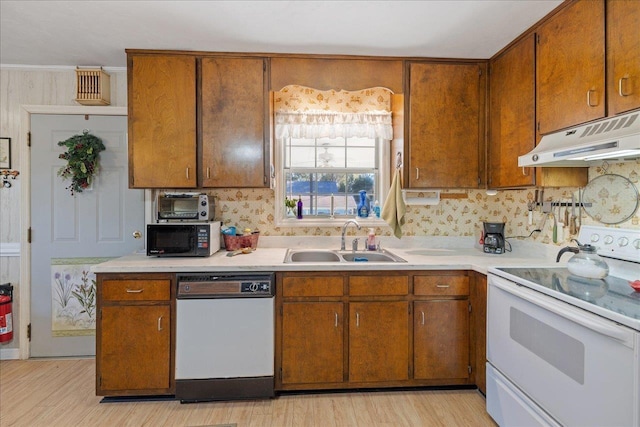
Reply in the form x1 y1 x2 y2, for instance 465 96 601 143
483 222 505 254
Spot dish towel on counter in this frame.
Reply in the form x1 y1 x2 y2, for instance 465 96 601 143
381 169 406 239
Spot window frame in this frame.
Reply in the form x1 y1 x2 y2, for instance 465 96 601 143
274 135 390 227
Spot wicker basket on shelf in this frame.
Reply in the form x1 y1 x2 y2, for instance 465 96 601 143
223 232 260 251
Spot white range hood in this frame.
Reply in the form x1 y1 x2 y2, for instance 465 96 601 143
518 111 640 167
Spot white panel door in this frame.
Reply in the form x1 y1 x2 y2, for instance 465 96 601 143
30 114 144 357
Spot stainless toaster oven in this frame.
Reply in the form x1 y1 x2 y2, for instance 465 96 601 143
157 192 214 222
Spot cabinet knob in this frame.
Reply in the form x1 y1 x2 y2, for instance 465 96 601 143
132 230 142 239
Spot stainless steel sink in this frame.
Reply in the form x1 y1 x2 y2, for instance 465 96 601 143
340 251 405 263
284 248 406 263
287 250 342 262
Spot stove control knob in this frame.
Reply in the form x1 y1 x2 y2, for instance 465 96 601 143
590 234 600 243
249 282 259 292
618 237 629 247
604 235 614 245
633 239 640 250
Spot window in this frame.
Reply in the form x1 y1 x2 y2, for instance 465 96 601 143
273 85 394 225
282 136 384 219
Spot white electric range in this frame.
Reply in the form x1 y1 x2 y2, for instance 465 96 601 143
487 225 640 427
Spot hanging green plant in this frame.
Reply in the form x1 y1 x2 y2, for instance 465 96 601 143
57 130 106 195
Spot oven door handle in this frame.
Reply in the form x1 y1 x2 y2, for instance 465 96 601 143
491 276 635 348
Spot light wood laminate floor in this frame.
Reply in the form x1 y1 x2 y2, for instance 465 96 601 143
0 358 496 427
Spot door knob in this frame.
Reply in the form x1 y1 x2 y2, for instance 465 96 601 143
132 230 142 239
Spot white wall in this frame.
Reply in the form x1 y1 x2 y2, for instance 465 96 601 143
0 66 126 357
1 65 637 359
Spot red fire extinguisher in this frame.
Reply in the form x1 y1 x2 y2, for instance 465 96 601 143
0 283 13 343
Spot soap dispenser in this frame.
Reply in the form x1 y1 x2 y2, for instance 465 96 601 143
367 228 377 251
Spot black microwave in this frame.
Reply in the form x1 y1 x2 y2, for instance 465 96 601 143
147 223 220 257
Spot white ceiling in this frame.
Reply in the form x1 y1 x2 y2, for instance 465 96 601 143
0 0 563 68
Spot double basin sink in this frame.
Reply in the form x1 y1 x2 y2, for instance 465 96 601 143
284 248 406 263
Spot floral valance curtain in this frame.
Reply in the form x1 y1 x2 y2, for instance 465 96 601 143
274 85 394 140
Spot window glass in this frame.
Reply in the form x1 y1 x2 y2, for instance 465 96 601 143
283 136 381 219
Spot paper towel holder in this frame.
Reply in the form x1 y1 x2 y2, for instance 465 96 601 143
401 189 440 205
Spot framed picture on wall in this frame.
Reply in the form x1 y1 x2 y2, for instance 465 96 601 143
0 137 10 169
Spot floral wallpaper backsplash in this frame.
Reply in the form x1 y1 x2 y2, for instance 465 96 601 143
205 161 639 246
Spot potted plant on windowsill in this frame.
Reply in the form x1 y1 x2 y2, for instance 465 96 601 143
285 197 297 217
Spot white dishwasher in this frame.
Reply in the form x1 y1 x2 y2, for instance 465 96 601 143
175 272 275 403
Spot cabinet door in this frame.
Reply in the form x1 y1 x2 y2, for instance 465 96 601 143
537 0 605 134
98 305 171 393
281 302 344 384
128 54 197 188
470 273 487 394
414 300 469 380
489 35 536 188
201 57 268 187
349 302 409 382
607 0 640 115
409 62 484 188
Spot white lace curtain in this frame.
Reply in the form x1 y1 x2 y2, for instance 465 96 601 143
274 85 394 140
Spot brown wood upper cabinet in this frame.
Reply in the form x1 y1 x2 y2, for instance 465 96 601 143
488 34 588 189
271 57 403 93
201 57 269 187
128 54 197 188
127 51 270 188
536 0 606 134
607 0 640 116
488 35 536 189
408 62 486 189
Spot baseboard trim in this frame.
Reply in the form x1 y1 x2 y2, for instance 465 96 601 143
0 347 21 360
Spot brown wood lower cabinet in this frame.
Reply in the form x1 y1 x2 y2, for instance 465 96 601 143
470 272 488 395
100 305 171 392
349 301 409 383
414 300 470 380
96 273 175 396
281 302 344 385
276 270 482 392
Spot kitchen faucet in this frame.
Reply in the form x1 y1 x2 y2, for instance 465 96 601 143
340 219 361 251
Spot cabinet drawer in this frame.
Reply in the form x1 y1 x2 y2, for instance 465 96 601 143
349 275 408 296
414 276 469 296
283 276 343 297
102 279 171 302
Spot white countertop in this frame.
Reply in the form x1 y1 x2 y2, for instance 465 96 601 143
92 236 561 274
